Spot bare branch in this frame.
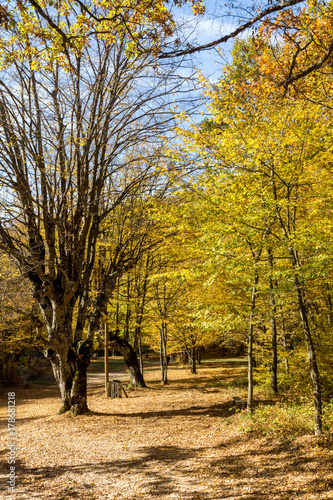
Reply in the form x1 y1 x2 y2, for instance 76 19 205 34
159 0 305 59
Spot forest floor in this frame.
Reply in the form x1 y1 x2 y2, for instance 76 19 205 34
1 357 333 500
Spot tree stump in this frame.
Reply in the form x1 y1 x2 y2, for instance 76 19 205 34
107 380 129 398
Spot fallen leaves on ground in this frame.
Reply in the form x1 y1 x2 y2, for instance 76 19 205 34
0 360 333 499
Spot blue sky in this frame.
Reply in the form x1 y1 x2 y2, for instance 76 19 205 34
170 1 251 80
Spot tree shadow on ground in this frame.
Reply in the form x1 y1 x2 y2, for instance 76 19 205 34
146 375 225 392
14 436 333 500
159 377 245 394
87 400 239 419
86 390 278 420
0 386 60 409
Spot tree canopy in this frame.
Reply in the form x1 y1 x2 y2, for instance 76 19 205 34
2 0 333 437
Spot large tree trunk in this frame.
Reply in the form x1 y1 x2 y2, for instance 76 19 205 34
71 341 93 416
48 346 76 414
47 322 92 416
43 308 77 414
110 334 146 387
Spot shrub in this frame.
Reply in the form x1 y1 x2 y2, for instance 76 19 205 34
239 401 319 439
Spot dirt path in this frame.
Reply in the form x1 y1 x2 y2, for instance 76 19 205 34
87 370 129 385
0 361 332 500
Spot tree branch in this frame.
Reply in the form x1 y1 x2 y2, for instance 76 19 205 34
159 0 305 58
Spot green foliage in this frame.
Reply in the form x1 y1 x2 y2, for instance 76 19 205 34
169 26 333 433
253 337 333 399
239 402 315 439
239 398 333 439
231 38 260 83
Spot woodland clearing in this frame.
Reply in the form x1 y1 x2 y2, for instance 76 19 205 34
0 357 333 500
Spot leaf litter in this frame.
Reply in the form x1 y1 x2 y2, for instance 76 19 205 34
0 360 332 499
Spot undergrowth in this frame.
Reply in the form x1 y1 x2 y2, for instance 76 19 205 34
238 399 333 439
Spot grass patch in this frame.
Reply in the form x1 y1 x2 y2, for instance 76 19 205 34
239 399 333 439
239 402 314 438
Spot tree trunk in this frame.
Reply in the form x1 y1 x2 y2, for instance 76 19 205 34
123 275 131 342
104 322 109 397
71 341 92 416
247 272 259 413
191 346 197 374
160 330 163 380
277 302 290 372
49 346 76 414
138 332 144 376
270 310 278 395
271 166 322 434
293 270 322 435
110 334 146 387
285 243 322 434
134 254 150 352
267 247 278 395
282 330 289 372
134 321 143 353
115 300 120 336
160 322 168 385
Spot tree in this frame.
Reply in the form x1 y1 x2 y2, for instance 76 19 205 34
167 291 210 374
253 0 333 91
159 0 306 59
0 16 191 414
98 188 172 389
1 0 319 85
0 0 187 66
175 57 331 434
151 264 183 385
